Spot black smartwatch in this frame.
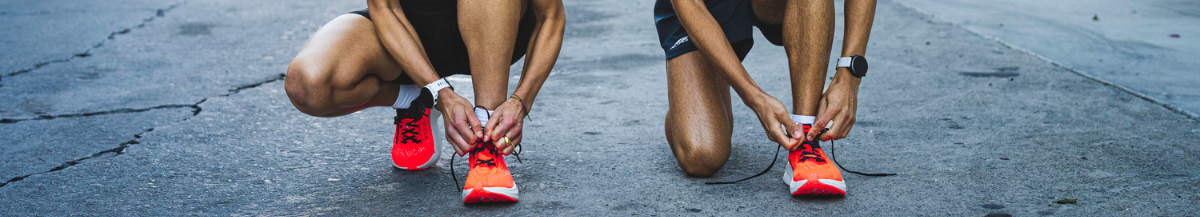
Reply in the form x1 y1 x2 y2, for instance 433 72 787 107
836 55 868 78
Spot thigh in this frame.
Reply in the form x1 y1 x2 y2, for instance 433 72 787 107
665 52 734 166
293 14 405 89
750 0 787 25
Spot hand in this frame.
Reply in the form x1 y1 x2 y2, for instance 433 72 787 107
746 93 803 150
483 98 526 155
807 71 860 141
435 90 483 156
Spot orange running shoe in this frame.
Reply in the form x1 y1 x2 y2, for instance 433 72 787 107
783 124 846 196
461 142 519 203
390 107 440 170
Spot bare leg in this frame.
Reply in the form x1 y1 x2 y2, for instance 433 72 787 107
665 52 735 177
752 0 835 116
457 0 527 109
285 15 411 117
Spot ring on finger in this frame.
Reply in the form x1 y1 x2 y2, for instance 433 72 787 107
501 136 513 148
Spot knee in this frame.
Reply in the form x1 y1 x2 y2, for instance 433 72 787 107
670 137 731 177
284 59 334 117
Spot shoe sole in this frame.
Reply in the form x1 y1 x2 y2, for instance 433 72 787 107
462 186 519 203
783 166 846 196
392 110 443 171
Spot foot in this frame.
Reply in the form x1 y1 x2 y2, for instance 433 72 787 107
391 106 440 170
462 142 519 203
783 124 847 196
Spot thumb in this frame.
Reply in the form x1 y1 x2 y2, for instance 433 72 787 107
778 113 801 149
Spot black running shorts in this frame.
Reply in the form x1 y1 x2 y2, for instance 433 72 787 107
653 0 784 61
351 0 536 84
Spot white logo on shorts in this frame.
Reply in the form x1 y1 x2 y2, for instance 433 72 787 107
670 36 690 50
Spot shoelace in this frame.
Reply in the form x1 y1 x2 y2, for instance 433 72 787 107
705 128 896 185
449 106 524 190
394 108 426 144
393 110 422 143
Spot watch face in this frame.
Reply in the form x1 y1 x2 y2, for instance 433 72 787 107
853 56 868 76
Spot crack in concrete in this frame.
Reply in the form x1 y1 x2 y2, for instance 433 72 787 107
1 1 188 80
0 74 284 123
224 73 286 96
0 73 286 188
0 104 198 124
0 128 152 188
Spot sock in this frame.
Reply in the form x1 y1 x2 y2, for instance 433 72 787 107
791 114 817 140
475 107 495 125
790 115 816 125
391 84 421 109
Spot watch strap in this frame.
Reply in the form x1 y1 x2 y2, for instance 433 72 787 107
837 57 853 68
424 78 451 103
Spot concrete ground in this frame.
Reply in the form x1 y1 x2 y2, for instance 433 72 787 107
1 0 1197 215
894 0 1200 119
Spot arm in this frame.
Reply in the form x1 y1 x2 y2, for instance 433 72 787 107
671 0 768 103
366 0 444 86
808 0 877 141
367 0 483 153
839 0 876 61
486 0 566 154
511 0 565 112
671 0 801 149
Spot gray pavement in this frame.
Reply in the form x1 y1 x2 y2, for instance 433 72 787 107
1 0 1198 215
894 0 1200 120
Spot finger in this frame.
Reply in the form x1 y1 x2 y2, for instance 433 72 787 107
838 116 856 139
490 115 515 146
445 125 468 156
777 113 801 150
449 138 464 156
820 120 839 141
498 122 521 151
507 135 524 155
513 134 523 147
513 135 524 151
823 113 850 141
453 112 477 144
764 120 792 149
501 142 515 155
809 106 839 141
483 112 502 142
500 134 522 155
467 108 484 142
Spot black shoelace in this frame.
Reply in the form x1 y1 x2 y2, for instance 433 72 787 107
449 106 524 190
394 107 426 144
705 128 896 185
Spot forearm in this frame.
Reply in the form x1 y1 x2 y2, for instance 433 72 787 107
367 0 441 86
833 0 875 85
840 0 875 60
512 1 566 108
672 0 769 101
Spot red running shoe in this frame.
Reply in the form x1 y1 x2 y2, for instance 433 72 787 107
783 124 846 196
391 107 440 170
461 142 519 203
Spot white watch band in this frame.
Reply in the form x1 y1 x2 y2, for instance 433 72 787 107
424 78 451 103
837 57 852 68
